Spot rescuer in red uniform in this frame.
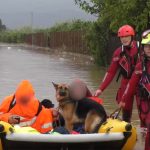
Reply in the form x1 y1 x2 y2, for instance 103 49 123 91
94 25 140 122
120 29 150 150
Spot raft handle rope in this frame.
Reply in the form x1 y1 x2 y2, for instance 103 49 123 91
106 127 113 133
110 108 122 119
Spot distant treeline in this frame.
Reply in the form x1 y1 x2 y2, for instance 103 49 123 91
0 19 120 65
0 19 91 43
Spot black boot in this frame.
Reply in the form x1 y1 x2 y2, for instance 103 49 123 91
122 110 132 122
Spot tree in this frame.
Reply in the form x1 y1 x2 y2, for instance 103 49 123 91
75 0 104 16
0 19 6 31
75 0 150 32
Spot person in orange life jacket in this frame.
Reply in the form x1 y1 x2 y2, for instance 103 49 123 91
94 25 140 122
120 29 150 150
41 99 59 121
0 80 53 133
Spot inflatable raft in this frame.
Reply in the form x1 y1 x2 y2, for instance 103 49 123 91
0 118 137 150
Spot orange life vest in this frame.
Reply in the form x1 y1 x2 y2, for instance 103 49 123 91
0 80 53 133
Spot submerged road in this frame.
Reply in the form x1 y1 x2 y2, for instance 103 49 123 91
0 45 144 149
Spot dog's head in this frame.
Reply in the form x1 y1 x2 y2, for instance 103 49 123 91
52 82 70 102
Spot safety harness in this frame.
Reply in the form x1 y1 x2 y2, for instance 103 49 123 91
116 41 140 82
6 95 43 127
8 95 42 115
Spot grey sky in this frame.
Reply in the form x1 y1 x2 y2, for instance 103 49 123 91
0 0 95 29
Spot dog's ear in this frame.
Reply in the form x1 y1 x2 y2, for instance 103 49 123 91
52 82 58 90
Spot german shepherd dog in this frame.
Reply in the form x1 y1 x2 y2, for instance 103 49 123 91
53 82 107 133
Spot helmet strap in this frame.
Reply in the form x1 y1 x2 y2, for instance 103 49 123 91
142 55 149 73
122 36 134 50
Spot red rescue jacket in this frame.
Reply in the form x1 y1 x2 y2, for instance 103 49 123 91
99 41 140 91
122 59 150 113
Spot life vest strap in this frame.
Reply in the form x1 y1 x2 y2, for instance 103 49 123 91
35 103 42 116
8 95 42 116
116 41 140 82
8 95 16 112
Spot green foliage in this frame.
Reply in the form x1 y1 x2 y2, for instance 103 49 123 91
75 0 150 32
0 29 27 43
101 0 149 33
85 19 110 66
46 19 92 32
75 0 103 15
0 20 92 43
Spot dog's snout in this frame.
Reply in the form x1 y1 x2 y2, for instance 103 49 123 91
59 90 67 96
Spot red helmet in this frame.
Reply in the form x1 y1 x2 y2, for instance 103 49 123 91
118 25 135 37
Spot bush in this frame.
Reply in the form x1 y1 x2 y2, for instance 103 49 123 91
85 19 110 66
0 26 33 43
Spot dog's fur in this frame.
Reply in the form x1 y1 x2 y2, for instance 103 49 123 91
53 82 107 133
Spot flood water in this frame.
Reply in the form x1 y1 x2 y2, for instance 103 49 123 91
0 45 144 149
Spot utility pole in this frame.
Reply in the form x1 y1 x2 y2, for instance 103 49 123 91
31 12 33 50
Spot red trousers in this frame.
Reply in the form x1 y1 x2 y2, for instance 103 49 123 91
116 79 134 122
136 96 150 150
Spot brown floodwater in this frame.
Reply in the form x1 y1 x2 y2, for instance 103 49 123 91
0 45 144 149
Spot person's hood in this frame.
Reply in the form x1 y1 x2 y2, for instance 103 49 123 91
15 80 35 104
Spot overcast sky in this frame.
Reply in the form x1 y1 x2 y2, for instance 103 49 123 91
0 0 95 29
